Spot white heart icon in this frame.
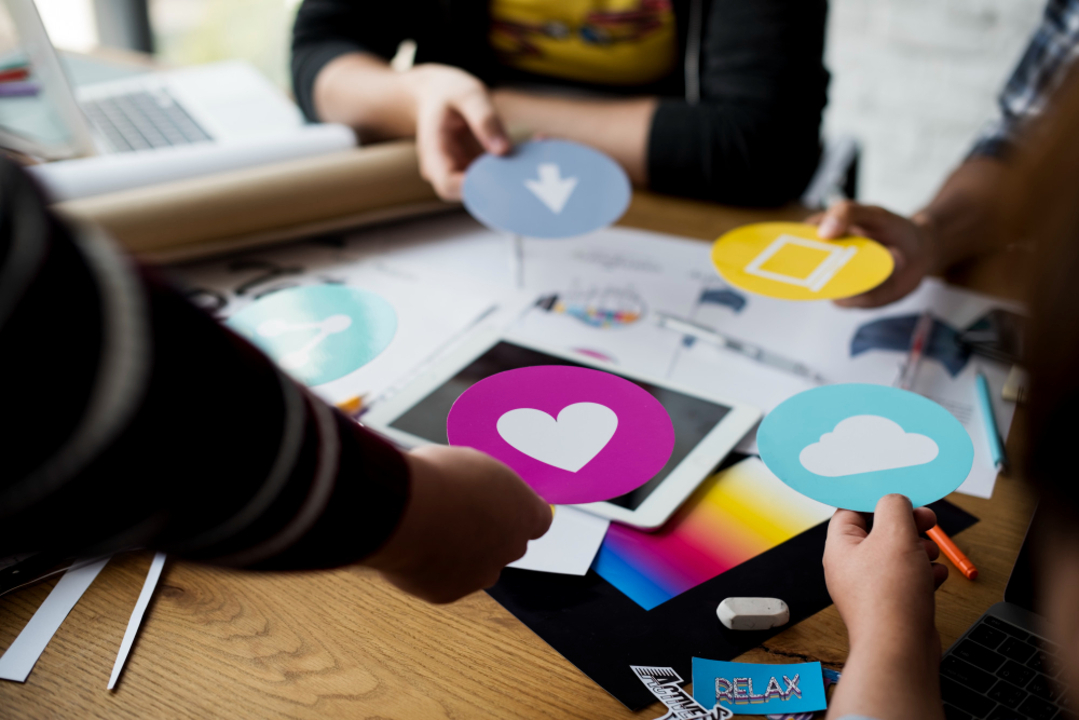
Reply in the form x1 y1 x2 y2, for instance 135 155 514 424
497 402 618 472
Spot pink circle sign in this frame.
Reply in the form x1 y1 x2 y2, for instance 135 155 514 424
446 366 675 504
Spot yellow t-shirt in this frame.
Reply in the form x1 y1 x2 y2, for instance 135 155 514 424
489 0 677 86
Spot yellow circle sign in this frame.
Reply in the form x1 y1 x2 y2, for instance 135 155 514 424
711 222 894 301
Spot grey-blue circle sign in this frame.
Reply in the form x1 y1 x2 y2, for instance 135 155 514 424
462 139 631 239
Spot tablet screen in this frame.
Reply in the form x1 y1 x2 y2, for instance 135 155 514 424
389 341 731 510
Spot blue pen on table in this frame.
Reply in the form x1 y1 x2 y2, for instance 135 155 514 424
975 370 1008 473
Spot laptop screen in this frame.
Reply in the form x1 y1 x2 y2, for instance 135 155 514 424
0 0 95 158
1003 506 1039 614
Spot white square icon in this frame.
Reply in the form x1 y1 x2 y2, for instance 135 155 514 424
743 234 858 293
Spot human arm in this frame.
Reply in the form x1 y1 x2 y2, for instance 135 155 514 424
0 159 550 601
495 0 831 203
645 0 829 205
314 54 655 186
292 0 828 205
491 90 656 184
823 495 949 720
292 0 509 199
813 156 1011 308
312 53 511 200
814 0 1079 307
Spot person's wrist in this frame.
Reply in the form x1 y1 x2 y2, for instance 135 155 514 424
362 451 434 574
400 64 437 105
912 210 944 274
847 614 939 665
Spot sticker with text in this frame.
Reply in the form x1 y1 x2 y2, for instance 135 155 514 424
691 659 827 716
630 666 733 720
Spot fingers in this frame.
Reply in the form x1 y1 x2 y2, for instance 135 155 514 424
530 504 555 540
932 562 949 589
455 90 510 155
833 247 914 309
913 506 938 535
827 508 869 547
416 117 460 200
921 537 941 562
815 201 852 239
872 494 919 540
815 201 895 239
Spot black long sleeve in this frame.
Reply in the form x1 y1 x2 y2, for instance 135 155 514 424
0 159 410 571
649 0 828 205
290 0 828 206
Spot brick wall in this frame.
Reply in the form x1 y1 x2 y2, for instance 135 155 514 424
824 0 1046 213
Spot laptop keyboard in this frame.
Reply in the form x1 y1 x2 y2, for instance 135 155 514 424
80 89 212 153
941 614 1073 719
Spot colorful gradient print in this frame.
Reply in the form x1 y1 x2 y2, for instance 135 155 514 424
593 458 834 610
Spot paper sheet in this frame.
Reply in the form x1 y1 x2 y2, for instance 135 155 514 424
508 506 610 575
0 558 109 683
108 553 166 690
32 123 356 202
510 226 1016 498
178 212 1020 498
174 243 527 409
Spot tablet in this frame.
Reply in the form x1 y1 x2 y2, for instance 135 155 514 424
363 330 761 529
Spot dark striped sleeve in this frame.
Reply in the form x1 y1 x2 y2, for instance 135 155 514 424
0 158 410 570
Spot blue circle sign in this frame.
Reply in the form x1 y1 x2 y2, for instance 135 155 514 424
226 285 397 387
462 139 631 238
757 384 973 511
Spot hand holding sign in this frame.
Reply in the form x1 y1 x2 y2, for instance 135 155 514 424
757 384 973 511
446 366 674 504
712 223 893 301
366 444 551 604
462 139 630 239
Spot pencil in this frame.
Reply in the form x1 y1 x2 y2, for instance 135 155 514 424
927 525 978 580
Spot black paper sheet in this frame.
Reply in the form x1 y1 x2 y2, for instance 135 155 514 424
488 499 978 710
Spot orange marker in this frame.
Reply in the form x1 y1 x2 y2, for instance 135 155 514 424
927 525 978 580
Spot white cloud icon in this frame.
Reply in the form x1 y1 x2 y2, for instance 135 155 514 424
799 415 939 477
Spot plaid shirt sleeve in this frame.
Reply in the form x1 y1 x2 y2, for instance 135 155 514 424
970 0 1079 159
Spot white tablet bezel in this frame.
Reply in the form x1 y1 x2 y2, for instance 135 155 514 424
362 329 761 530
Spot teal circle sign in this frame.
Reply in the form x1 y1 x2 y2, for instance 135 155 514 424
757 383 973 511
226 285 397 387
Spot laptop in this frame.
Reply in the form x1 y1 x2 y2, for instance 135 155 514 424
0 0 303 160
940 508 1074 720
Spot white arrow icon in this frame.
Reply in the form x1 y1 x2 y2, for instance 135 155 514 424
524 163 578 214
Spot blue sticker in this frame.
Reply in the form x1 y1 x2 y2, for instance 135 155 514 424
692 659 827 716
462 139 630 238
758 384 974 512
226 284 397 387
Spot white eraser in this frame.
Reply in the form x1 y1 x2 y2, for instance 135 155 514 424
717 597 790 631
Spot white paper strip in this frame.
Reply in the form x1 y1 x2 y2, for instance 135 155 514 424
0 557 110 682
508 506 610 575
108 553 166 690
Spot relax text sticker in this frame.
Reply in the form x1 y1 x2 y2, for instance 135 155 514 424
691 659 827 716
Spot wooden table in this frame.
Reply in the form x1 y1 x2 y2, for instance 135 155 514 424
0 192 1037 719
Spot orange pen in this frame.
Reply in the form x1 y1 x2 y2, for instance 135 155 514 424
927 525 978 580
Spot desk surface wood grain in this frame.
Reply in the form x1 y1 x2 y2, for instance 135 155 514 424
0 192 1036 719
